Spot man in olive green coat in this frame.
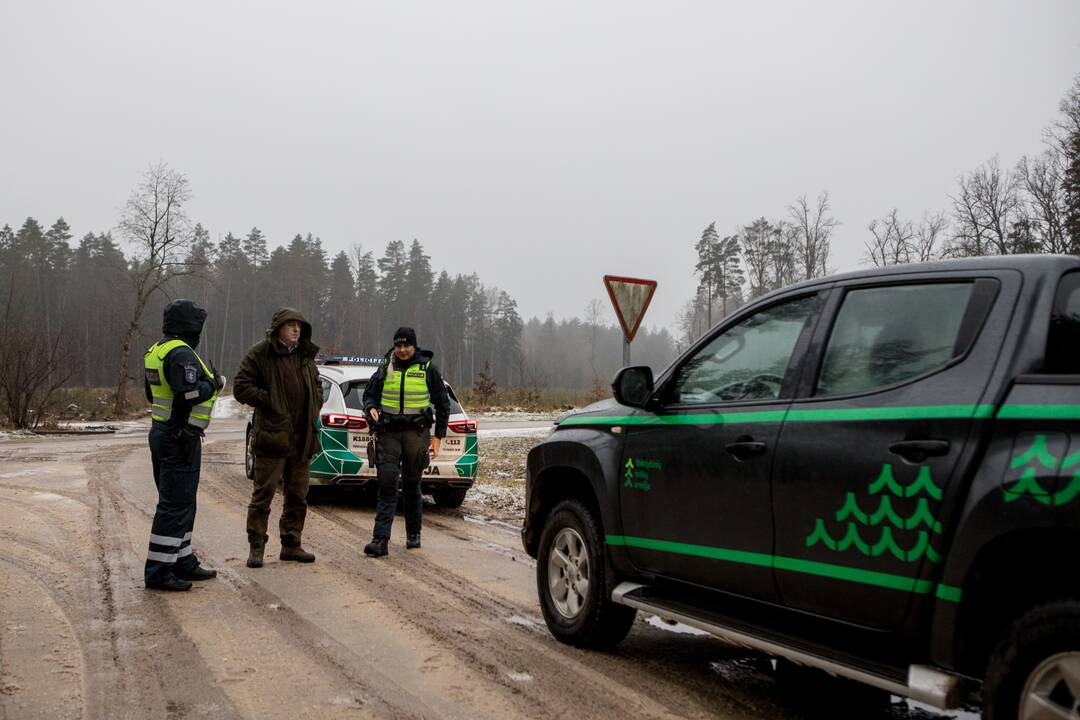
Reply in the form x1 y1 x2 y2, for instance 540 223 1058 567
234 308 323 568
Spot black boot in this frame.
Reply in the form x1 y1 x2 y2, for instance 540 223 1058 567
145 572 193 592
247 543 264 568
177 565 217 581
406 534 421 549
364 538 389 557
280 546 316 563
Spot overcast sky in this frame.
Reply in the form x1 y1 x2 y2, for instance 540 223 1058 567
2 1 1078 333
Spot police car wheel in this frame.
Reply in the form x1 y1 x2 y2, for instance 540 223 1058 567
433 487 467 508
244 424 255 480
536 498 636 649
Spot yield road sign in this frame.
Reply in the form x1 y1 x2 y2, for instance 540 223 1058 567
603 275 657 343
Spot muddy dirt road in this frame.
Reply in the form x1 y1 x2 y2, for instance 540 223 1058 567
0 420 973 719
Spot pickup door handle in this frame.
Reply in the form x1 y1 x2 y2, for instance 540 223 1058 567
888 439 951 463
725 440 767 461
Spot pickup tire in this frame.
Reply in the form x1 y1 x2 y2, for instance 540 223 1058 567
983 600 1080 720
536 498 636 648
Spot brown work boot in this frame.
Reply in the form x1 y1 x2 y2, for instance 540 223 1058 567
246 543 265 568
280 545 315 563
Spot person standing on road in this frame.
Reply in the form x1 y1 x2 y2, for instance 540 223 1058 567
143 299 224 592
362 327 450 557
234 308 323 569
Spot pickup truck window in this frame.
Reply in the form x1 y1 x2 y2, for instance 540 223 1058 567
816 282 973 396
668 295 814 404
1046 271 1080 373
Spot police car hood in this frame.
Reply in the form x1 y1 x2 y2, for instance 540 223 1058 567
162 299 207 347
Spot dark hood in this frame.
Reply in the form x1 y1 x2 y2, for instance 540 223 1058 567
266 307 318 358
389 347 434 369
162 299 207 347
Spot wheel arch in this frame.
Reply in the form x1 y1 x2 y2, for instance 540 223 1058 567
948 527 1080 677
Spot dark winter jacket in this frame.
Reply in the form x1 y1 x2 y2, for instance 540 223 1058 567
143 299 217 429
362 348 451 438
233 308 323 459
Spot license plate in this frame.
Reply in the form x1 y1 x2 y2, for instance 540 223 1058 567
349 432 369 451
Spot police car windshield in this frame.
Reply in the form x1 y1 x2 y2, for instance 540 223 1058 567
342 380 464 415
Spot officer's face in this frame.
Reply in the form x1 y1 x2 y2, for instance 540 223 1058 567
394 342 415 361
278 320 302 345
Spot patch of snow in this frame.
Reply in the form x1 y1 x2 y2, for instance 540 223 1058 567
477 427 552 439
646 615 710 636
212 395 248 419
506 671 533 682
477 410 558 422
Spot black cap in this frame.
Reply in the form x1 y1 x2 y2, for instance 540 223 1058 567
393 326 417 347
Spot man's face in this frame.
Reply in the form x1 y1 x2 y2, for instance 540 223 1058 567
394 341 415 361
278 320 302 345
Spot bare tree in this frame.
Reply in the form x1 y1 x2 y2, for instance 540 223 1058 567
113 162 195 414
946 156 1025 257
913 211 948 262
865 208 915 267
1018 151 1070 254
788 192 838 279
0 286 70 428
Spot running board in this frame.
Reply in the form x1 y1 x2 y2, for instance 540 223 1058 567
611 582 964 709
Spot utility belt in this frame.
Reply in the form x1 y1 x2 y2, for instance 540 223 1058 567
151 420 203 464
375 406 434 433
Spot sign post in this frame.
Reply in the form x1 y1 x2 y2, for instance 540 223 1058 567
603 275 658 367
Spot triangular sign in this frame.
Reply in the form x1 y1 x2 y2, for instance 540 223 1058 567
603 275 657 343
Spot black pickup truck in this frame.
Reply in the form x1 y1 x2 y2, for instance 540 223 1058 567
522 256 1080 719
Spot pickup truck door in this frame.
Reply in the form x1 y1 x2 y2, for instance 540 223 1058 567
618 292 823 601
771 272 1012 628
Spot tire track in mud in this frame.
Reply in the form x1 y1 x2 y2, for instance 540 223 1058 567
83 446 243 720
199 440 756 720
107 444 447 718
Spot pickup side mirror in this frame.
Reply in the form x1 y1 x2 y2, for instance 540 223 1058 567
612 366 654 409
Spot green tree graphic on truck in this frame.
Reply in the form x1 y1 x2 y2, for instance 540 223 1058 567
805 464 943 563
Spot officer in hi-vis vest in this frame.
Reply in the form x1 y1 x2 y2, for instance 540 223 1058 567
361 327 450 557
143 299 225 591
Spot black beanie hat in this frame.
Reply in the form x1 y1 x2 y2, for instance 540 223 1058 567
393 326 417 347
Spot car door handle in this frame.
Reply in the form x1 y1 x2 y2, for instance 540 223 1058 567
888 439 951 463
725 440 767 461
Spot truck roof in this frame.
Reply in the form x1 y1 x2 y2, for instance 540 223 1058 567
769 254 1080 300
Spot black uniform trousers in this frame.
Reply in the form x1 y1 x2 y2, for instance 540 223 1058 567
145 422 203 585
373 425 429 540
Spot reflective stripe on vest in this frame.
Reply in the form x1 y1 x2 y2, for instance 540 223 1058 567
380 360 430 413
144 339 218 429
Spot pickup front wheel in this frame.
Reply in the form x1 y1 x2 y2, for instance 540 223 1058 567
537 498 636 648
984 600 1080 720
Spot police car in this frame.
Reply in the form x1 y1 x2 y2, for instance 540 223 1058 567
244 354 478 508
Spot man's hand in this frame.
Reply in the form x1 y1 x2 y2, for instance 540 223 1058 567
215 374 226 391
368 408 380 424
429 437 441 458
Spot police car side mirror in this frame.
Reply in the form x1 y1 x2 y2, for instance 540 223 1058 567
612 366 654 409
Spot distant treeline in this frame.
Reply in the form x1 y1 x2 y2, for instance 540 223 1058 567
0 218 677 407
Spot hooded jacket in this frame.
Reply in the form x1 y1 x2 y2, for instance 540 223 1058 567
233 308 323 459
143 299 217 429
362 347 451 438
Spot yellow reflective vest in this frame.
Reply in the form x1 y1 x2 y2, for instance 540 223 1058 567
144 339 217 429
380 360 430 415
